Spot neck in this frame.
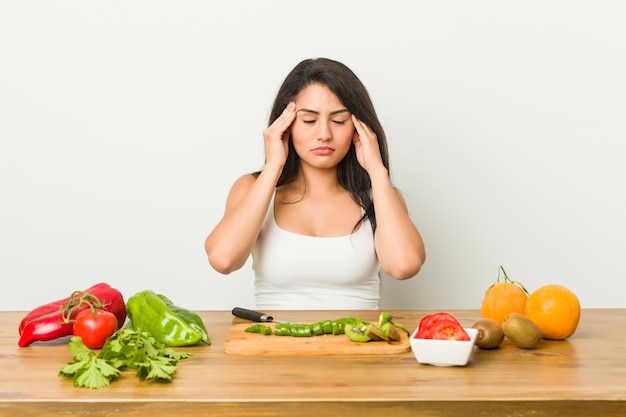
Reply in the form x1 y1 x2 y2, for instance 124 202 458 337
283 166 345 199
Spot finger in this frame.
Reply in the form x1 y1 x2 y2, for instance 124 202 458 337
351 115 375 142
282 101 296 116
280 102 296 119
353 114 374 132
267 102 296 136
275 102 297 130
351 114 362 131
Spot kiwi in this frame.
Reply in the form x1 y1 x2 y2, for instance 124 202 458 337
344 322 372 343
366 325 387 341
471 318 504 349
502 313 542 349
365 324 401 342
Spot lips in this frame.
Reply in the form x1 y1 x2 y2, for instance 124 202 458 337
312 146 334 155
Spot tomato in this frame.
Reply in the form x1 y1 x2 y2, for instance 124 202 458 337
415 312 469 341
416 312 462 338
73 308 118 349
429 320 470 341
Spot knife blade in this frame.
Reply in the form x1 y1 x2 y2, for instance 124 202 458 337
231 307 287 324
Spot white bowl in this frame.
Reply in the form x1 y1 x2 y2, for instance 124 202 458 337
410 327 478 366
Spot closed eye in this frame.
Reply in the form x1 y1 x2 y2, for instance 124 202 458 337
332 120 346 125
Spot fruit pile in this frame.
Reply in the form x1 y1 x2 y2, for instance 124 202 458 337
474 266 580 350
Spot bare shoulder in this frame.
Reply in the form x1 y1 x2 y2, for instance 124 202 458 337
225 173 257 207
231 173 258 190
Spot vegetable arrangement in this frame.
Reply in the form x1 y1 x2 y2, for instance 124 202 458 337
59 328 192 389
18 283 126 347
17 283 210 389
245 312 409 343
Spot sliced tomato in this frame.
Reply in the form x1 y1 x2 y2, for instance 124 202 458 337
416 312 463 339
429 319 470 341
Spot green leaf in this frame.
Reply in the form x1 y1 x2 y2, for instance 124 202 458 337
136 357 177 381
58 357 90 377
140 335 160 357
59 325 192 389
161 347 192 360
73 357 120 389
67 336 95 361
94 356 122 379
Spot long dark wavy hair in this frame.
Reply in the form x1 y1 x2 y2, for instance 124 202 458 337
258 58 390 232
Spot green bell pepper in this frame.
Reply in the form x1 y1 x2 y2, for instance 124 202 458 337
126 290 209 346
158 294 211 344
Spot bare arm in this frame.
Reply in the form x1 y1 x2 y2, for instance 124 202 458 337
204 168 281 274
370 169 425 279
352 115 425 279
205 102 296 274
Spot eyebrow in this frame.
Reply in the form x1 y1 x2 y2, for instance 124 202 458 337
296 108 350 116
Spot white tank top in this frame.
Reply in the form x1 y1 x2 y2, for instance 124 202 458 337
252 191 380 310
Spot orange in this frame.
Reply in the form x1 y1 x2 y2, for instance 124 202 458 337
525 284 580 340
480 266 528 325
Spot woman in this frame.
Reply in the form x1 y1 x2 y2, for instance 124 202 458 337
205 58 425 309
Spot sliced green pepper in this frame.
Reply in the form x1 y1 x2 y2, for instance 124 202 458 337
290 324 312 337
245 323 272 335
260 317 364 338
378 311 410 336
311 320 334 336
126 290 205 347
320 320 333 334
311 322 324 336
274 323 292 336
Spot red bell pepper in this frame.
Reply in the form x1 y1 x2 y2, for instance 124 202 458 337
18 282 126 347
18 282 107 334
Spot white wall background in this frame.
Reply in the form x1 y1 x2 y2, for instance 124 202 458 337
1 1 625 311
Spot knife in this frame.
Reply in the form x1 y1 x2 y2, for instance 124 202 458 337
231 307 287 324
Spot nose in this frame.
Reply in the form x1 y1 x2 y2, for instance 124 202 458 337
316 120 332 142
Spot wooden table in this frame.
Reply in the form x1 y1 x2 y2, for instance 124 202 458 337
1 309 625 416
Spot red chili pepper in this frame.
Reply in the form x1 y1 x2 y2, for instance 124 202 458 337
18 283 126 347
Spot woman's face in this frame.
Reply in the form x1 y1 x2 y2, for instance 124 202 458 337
290 83 355 170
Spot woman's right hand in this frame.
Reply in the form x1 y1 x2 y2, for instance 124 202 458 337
263 102 296 169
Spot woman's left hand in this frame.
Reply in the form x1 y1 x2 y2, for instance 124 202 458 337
352 115 385 173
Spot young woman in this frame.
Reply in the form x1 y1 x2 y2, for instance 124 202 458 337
205 58 425 309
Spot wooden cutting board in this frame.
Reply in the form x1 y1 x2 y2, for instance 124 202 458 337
223 323 411 356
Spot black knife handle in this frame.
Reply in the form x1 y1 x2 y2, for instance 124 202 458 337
232 307 274 322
